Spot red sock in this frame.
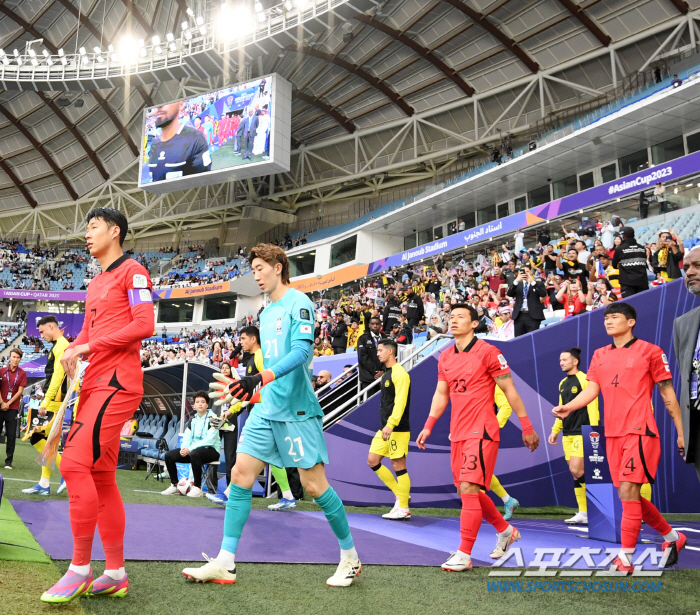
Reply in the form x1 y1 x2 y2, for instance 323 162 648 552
620 500 643 552
93 465 126 570
459 493 482 554
61 457 99 566
479 491 509 533
640 497 672 536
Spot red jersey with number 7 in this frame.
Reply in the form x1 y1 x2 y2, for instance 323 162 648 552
585 337 670 438
70 254 155 394
437 337 511 442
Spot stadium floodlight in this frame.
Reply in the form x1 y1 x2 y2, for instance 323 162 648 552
13 49 18 57
79 47 86 55
169 42 177 52
31 58 38 66
152 35 160 45
108 44 114 52
255 1 263 11
257 11 266 22
285 1 293 9
96 55 104 63
181 21 189 30
2 58 9 66
187 7 195 17
93 46 101 54
296 0 309 6
28 49 36 57
16 57 22 66
0 49 5 57
166 33 174 42
57 48 64 56
42 49 49 57
185 30 193 40
155 45 163 54
140 48 148 57
200 25 207 35
196 15 204 25
60 57 67 65
138 38 145 47
46 57 54 66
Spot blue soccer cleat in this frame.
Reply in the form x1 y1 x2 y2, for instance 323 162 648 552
56 478 67 495
22 483 50 495
268 497 296 511
503 497 520 521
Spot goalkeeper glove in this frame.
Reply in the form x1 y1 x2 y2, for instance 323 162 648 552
209 372 237 406
209 415 225 430
226 369 275 403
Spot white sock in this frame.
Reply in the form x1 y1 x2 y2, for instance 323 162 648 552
69 563 91 576
282 490 294 500
39 477 50 488
103 567 125 580
500 494 510 504
663 529 679 542
216 549 236 571
499 525 513 537
341 547 358 561
457 550 471 561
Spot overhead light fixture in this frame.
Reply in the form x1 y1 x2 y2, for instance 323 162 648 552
96 55 104 63
28 48 36 57
79 47 86 55
2 58 10 66
255 1 263 11
140 48 148 57
108 44 114 52
169 42 177 52
111 53 118 62
257 12 265 22
47 57 54 66
285 0 293 9
93 46 101 53
200 25 207 34
155 45 163 54
196 15 204 25
181 21 189 30
184 30 192 40
186 7 195 17
42 49 49 57
166 32 174 42
138 39 145 47
13 49 18 57
60 57 67 65
31 58 38 66
16 57 22 66
152 35 160 45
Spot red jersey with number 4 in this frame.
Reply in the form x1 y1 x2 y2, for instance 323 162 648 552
585 338 669 438
71 254 154 394
437 337 510 442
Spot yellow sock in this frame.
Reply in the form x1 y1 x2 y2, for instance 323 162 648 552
574 477 587 512
372 463 398 496
640 483 652 501
396 469 411 509
490 475 508 500
32 439 53 481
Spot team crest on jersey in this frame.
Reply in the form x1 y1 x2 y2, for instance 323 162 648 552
572 386 578 393
385 380 390 387
158 151 165 160
276 317 282 332
626 358 634 369
465 362 473 374
497 354 508 368
300 308 311 321
661 353 668 364
133 274 148 288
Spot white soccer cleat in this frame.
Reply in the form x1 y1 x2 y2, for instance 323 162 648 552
182 553 236 584
490 526 522 559
565 511 588 525
56 479 67 495
441 551 472 572
187 486 204 498
326 556 362 587
382 507 411 521
161 484 179 495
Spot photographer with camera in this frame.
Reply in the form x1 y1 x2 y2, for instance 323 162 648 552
650 228 684 281
507 264 546 336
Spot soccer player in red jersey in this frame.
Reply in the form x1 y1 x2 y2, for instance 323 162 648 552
417 304 540 571
41 208 155 603
553 302 687 574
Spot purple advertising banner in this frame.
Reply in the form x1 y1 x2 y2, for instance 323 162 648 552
325 278 700 512
0 289 87 302
367 149 700 275
26 311 85 339
22 355 47 378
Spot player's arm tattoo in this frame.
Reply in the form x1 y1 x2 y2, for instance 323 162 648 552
657 379 673 390
494 374 512 382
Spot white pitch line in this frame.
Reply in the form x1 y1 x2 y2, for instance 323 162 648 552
3 477 61 484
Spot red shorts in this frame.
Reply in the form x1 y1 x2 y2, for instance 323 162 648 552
606 434 660 488
62 387 142 471
451 438 499 489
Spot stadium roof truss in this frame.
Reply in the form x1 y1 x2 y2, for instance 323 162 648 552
0 0 698 244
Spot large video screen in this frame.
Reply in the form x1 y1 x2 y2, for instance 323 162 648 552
139 73 291 194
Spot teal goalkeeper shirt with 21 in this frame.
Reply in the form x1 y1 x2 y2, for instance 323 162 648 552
259 288 323 422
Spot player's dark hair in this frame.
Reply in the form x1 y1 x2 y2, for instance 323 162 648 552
604 302 637 321
240 325 260 344
249 243 290 285
10 348 22 358
37 315 59 327
450 303 479 322
563 347 581 367
193 390 209 404
86 207 128 246
378 338 398 356
568 247 579 254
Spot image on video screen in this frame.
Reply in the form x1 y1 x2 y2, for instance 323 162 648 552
140 76 274 186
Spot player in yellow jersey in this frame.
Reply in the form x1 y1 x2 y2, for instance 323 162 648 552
22 315 70 496
548 347 599 525
368 338 412 520
490 387 521 521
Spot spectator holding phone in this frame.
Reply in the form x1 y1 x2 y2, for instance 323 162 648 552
507 264 547 336
650 229 684 281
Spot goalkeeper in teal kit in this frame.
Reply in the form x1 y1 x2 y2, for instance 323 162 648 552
183 244 361 587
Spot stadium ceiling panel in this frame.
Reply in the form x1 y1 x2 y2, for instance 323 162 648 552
0 0 697 244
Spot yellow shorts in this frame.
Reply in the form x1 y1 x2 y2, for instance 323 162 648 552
563 435 584 461
369 430 410 460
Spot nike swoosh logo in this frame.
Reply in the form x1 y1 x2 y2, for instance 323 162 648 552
293 457 303 462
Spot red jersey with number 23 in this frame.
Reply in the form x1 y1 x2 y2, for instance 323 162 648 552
71 254 155 394
585 337 669 438
438 337 510 442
